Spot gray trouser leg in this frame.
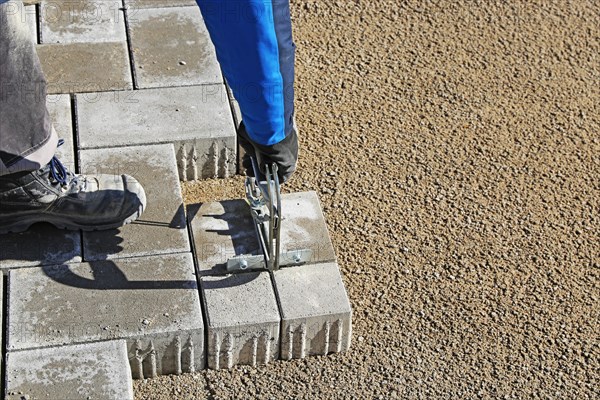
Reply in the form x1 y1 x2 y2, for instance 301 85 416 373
0 0 57 176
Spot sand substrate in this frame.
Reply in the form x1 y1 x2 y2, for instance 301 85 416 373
135 1 599 398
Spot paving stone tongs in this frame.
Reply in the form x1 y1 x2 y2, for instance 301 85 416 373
226 158 312 273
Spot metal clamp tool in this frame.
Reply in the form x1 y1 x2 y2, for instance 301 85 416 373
226 158 312 273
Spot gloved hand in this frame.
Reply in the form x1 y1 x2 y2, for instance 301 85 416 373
238 122 298 184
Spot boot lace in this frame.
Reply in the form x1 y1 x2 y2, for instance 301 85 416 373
48 139 84 190
50 140 69 185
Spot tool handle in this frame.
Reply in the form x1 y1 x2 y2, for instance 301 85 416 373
249 156 266 182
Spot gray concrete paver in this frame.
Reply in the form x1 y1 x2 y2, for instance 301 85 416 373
37 41 132 94
5 340 134 400
274 262 352 360
190 191 336 276
79 143 190 261
7 3 37 42
40 0 126 43
7 253 205 376
76 85 236 180
127 6 222 88
278 191 337 264
189 198 260 276
125 0 197 9
202 272 280 369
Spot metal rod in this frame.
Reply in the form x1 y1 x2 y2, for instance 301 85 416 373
265 164 274 271
231 157 288 273
273 164 281 270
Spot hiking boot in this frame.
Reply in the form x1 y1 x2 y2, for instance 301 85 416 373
0 144 146 234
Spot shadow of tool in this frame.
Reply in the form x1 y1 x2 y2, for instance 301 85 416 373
41 234 197 291
133 203 187 229
39 203 196 290
40 260 197 290
187 199 262 278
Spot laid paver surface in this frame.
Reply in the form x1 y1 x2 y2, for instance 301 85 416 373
37 41 132 94
5 340 134 400
79 143 190 261
189 192 351 369
127 6 222 88
7 253 205 375
75 85 234 147
0 2 355 395
40 0 127 44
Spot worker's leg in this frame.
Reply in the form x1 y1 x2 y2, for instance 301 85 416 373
0 0 57 176
196 0 296 146
0 2 146 234
197 0 298 182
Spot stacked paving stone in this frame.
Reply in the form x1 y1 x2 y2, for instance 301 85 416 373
1 2 351 398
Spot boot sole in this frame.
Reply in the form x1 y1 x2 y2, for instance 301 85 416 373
0 204 144 235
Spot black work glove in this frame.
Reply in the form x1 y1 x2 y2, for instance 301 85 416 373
238 122 298 184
